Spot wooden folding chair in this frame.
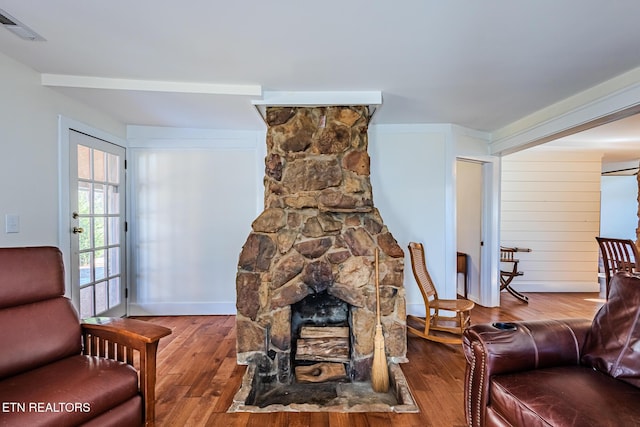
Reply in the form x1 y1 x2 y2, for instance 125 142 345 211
500 246 531 303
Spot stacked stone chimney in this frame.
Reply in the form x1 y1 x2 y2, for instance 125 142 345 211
235 106 406 383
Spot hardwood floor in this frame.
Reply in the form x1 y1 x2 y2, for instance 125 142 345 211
140 292 604 427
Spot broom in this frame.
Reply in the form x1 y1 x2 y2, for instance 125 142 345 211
371 248 390 392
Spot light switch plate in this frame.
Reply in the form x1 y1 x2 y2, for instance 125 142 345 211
5 214 19 233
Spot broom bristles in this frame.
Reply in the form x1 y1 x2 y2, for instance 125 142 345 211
371 324 389 392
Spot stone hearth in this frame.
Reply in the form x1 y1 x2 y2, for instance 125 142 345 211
233 106 412 411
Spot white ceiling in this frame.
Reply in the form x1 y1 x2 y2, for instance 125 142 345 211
1 0 640 162
542 113 640 168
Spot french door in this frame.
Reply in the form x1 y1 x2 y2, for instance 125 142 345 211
69 130 126 319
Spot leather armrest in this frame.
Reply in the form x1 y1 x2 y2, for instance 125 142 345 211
81 317 171 427
462 318 591 427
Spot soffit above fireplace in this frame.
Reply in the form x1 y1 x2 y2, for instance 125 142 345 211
251 91 383 125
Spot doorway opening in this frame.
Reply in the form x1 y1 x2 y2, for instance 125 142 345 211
456 159 483 301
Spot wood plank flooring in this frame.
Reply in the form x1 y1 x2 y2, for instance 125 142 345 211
139 292 604 427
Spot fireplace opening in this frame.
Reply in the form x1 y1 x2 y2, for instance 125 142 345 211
291 291 351 383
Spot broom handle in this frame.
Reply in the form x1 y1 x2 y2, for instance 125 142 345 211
375 248 381 325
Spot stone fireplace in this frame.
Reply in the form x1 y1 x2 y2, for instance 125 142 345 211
232 106 414 411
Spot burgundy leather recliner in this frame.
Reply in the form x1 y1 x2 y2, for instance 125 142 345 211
0 247 171 426
463 272 640 426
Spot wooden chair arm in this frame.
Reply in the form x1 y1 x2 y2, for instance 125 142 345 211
81 317 171 427
82 317 171 344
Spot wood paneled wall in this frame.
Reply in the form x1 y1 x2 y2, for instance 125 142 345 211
501 150 601 292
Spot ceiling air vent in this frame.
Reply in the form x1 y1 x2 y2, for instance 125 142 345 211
0 9 45 41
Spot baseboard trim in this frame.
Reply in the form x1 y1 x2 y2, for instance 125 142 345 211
507 281 600 293
128 302 236 316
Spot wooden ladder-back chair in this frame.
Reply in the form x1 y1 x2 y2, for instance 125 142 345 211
407 242 475 344
596 237 639 299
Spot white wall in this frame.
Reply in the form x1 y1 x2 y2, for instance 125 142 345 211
600 175 638 240
501 148 601 292
126 127 263 315
0 51 125 249
369 125 456 316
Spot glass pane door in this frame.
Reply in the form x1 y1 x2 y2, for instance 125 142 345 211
70 130 126 319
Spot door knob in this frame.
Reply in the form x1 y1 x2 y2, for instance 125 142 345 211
73 227 84 234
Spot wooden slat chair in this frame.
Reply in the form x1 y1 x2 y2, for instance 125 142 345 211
407 242 475 344
500 246 532 303
596 237 639 299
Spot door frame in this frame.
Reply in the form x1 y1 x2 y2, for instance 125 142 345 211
57 116 127 305
455 155 501 307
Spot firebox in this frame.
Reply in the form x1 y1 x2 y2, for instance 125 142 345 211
291 291 351 383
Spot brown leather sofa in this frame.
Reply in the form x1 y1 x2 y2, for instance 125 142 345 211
463 272 640 426
0 247 171 426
